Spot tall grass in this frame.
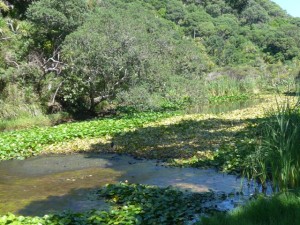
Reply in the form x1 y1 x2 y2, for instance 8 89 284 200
206 76 257 103
245 99 300 191
0 116 50 131
0 84 69 131
0 113 69 131
199 192 300 225
0 84 44 119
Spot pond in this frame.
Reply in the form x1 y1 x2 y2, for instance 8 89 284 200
0 153 250 216
0 98 267 217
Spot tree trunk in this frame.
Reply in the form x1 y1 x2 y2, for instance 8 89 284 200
89 81 96 115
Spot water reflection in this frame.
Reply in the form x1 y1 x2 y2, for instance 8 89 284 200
0 153 244 216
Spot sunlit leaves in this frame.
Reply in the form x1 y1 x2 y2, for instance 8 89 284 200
0 112 176 160
26 0 88 35
0 1 9 12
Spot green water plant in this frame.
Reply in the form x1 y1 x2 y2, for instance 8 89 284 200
0 182 218 225
97 182 213 224
0 112 177 160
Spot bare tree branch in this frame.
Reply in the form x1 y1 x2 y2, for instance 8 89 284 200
6 19 18 33
29 49 64 75
93 69 128 104
6 59 20 69
4 52 20 69
42 49 64 74
0 37 12 41
51 81 63 104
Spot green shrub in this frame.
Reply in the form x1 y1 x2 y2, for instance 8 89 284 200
116 75 206 112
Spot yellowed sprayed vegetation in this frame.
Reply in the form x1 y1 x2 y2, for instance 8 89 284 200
42 95 298 166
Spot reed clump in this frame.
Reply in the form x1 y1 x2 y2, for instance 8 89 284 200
199 192 300 225
245 98 300 191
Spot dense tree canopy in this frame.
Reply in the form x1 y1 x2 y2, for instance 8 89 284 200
0 0 300 115
61 4 209 112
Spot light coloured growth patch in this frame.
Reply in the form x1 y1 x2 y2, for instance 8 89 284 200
43 137 112 155
42 95 298 161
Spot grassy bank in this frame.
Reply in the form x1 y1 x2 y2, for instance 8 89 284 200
199 192 300 225
0 113 70 132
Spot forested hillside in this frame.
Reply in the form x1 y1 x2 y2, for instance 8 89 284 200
1 0 300 123
2 2 300 224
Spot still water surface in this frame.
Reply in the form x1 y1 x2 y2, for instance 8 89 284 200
0 153 245 216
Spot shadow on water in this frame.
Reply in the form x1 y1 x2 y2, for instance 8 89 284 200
17 187 109 217
0 152 246 216
0 154 122 216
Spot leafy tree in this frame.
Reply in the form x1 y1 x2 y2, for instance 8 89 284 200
264 36 299 61
61 6 173 112
205 3 222 17
165 0 186 24
241 0 269 24
23 0 90 108
26 0 89 51
0 14 32 88
184 6 215 37
255 0 287 17
61 2 209 113
203 0 232 17
62 11 142 112
213 14 239 39
225 0 249 13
